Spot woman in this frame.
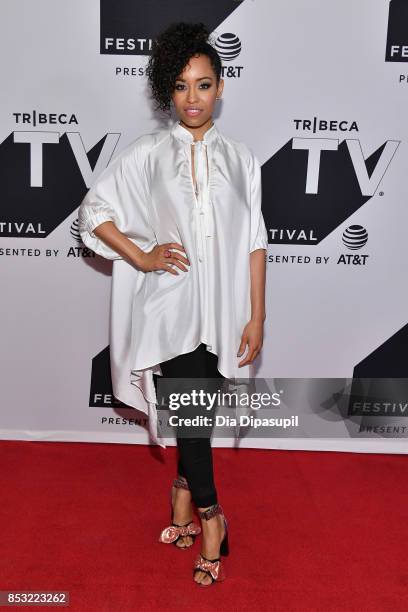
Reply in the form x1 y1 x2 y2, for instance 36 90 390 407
78 22 268 586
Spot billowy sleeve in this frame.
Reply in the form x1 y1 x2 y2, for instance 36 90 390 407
248 149 268 253
77 140 155 260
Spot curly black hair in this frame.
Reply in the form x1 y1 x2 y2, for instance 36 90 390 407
146 22 222 116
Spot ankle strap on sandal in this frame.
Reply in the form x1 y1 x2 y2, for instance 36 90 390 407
198 503 223 521
173 475 189 490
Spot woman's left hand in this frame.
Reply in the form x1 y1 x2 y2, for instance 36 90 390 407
237 318 264 367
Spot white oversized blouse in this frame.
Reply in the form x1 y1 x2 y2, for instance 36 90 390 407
78 119 268 446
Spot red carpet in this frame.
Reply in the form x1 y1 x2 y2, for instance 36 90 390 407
1 440 407 611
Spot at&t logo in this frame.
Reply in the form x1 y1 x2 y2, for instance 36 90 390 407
214 32 243 78
338 225 369 265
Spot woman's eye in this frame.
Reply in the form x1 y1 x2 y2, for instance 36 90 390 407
175 83 211 90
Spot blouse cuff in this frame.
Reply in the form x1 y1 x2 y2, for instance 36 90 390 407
77 206 121 260
78 207 117 239
250 218 268 253
86 211 116 238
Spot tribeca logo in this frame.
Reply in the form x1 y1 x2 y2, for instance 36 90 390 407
0 124 121 237
294 118 359 134
262 135 399 246
100 1 242 56
385 0 408 62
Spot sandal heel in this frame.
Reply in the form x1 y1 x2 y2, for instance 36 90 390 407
220 523 229 557
194 504 229 585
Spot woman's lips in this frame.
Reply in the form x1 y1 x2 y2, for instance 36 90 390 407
185 109 202 117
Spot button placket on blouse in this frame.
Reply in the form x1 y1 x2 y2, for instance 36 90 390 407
190 140 214 263
189 138 214 346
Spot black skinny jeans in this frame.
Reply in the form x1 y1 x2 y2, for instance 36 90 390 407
156 343 224 508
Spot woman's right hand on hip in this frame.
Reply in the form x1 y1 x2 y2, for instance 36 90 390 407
139 242 190 275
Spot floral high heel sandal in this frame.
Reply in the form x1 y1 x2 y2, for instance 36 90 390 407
193 503 229 586
158 475 201 549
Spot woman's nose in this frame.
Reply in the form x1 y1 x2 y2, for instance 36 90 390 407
187 89 199 103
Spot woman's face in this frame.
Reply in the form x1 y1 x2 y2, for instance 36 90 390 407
171 53 223 129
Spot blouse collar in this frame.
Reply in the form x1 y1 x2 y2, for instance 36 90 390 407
171 119 219 145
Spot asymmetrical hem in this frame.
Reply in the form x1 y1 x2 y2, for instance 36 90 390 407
78 119 268 446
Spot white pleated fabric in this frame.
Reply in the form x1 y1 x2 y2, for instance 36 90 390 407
78 119 268 447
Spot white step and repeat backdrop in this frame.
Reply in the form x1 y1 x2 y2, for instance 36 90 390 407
1 0 408 452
